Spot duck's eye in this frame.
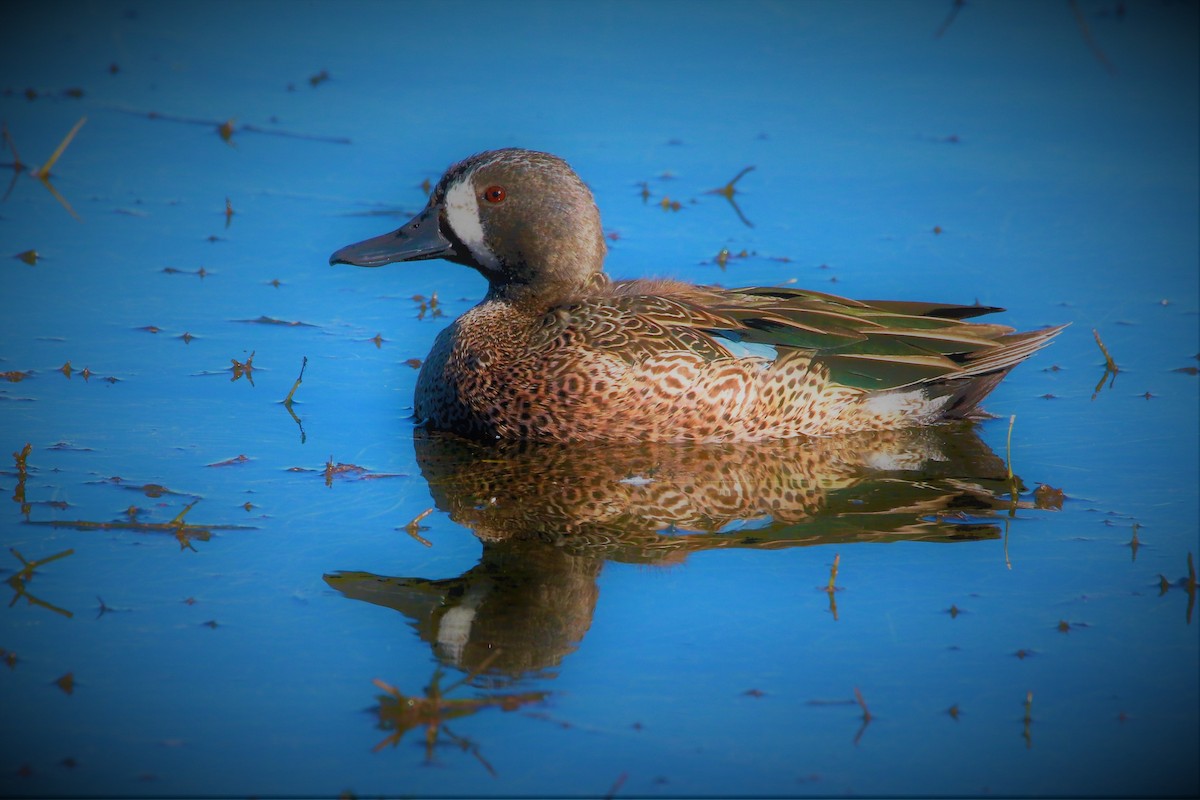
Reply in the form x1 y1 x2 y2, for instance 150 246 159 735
483 185 506 203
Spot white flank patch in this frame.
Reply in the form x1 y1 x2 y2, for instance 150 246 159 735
711 332 779 362
619 475 654 486
864 451 924 471
862 389 948 422
444 179 501 271
436 605 476 663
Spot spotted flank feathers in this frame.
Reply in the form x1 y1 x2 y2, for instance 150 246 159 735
331 148 1064 442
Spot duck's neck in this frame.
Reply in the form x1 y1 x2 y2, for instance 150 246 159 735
483 260 611 309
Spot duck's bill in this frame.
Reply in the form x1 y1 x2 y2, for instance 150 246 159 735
329 205 456 267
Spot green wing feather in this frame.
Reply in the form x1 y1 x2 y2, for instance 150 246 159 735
583 280 1063 392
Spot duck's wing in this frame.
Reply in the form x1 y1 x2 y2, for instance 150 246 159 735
565 283 1065 392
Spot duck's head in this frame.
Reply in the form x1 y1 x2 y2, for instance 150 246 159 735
330 148 607 304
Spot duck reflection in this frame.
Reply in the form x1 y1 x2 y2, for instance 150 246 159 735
325 423 1025 680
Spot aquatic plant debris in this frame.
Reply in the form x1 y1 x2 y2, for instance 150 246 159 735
1022 691 1034 748
2 118 84 218
7 546 75 617
936 0 1115 74
25 500 253 551
705 165 755 226
1093 329 1119 373
34 116 86 180
106 105 352 144
230 351 254 384
401 508 433 547
1157 552 1198 624
283 356 307 406
370 653 548 773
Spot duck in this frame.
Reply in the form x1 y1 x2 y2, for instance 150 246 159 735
330 148 1064 442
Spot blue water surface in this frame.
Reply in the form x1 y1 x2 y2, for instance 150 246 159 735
1 1 1197 797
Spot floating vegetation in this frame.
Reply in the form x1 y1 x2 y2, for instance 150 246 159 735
321 457 406 487
852 687 872 745
1033 484 1065 510
603 773 628 800
280 357 308 443
705 165 755 227
236 315 316 327
107 105 352 144
1158 552 1197 624
95 596 129 619
713 247 749 270
25 500 254 552
371 654 548 774
1091 328 1119 398
1022 691 1034 748
933 0 964 38
10 442 31 516
400 508 434 547
2 117 85 218
206 455 249 468
414 291 442 320
1127 523 1141 562
230 351 255 385
162 266 208 278
7 546 74 617
936 0 1114 74
283 356 306 407
35 116 86 181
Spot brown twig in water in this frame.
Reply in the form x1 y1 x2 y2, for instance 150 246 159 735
1022 691 1034 748
1005 414 1016 482
852 687 873 746
604 772 628 800
1069 0 1116 74
35 116 86 179
1091 329 1119 399
854 687 872 722
283 356 307 406
402 508 434 547
934 0 965 38
1093 329 1118 373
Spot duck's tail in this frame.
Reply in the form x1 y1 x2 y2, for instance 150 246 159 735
932 323 1069 419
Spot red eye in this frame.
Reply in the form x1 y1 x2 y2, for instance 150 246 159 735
483 185 506 203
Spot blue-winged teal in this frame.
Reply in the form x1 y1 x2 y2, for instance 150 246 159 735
331 148 1064 442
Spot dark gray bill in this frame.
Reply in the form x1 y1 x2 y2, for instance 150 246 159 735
329 205 455 267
